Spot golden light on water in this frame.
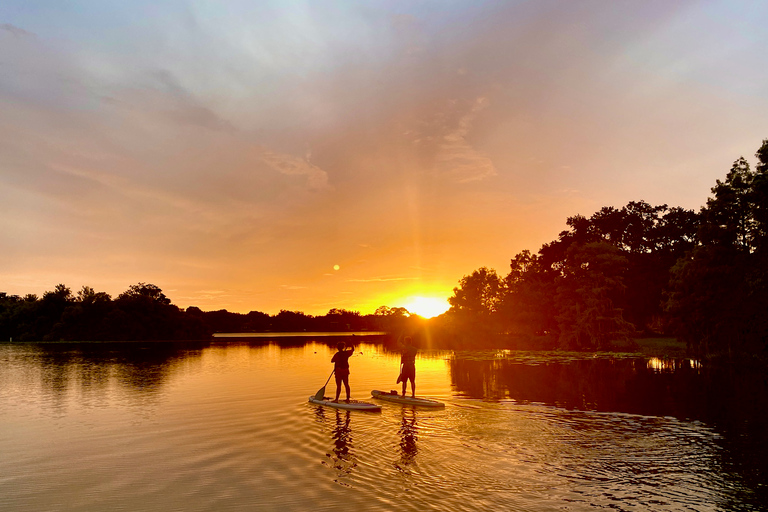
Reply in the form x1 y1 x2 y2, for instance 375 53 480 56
647 357 701 372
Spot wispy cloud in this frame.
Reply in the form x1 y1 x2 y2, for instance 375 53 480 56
407 97 497 183
0 23 34 38
434 97 497 183
347 276 419 283
259 149 331 191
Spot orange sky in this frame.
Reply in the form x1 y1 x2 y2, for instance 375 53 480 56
2 1 768 315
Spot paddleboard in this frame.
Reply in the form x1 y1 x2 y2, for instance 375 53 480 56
371 390 445 408
308 396 382 412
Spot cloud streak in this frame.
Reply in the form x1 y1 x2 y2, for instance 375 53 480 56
432 97 497 183
0 22 32 37
260 149 331 191
347 276 420 283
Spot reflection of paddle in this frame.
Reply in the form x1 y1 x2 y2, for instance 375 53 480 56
314 369 335 400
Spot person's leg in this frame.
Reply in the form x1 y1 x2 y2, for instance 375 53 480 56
343 375 351 402
409 376 416 398
334 374 342 402
402 379 407 396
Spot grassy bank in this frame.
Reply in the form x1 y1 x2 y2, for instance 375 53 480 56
611 337 687 358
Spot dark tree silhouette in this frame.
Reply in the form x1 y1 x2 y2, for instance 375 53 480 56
667 140 768 358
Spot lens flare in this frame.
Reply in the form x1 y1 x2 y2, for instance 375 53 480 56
402 296 450 318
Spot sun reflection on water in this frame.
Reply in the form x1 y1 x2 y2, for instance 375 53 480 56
646 357 701 372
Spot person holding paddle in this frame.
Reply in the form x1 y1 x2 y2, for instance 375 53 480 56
331 342 355 403
398 336 417 397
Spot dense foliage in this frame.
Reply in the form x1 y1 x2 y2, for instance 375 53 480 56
0 285 417 342
0 283 204 342
445 139 768 358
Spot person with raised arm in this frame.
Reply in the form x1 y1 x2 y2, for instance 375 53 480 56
331 341 355 402
397 336 417 398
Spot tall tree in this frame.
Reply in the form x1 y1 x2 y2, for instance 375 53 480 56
700 157 756 250
501 250 557 338
667 141 768 358
447 267 503 320
521 201 697 335
554 242 634 350
118 283 171 305
446 267 505 342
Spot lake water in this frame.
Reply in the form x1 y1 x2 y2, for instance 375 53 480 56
1 341 765 511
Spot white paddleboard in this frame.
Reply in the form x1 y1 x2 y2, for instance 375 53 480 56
371 390 445 408
308 396 382 412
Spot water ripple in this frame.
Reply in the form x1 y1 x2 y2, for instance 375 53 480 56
0 343 761 511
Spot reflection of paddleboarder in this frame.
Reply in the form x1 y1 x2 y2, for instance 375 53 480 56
331 342 355 402
322 409 357 483
332 409 353 462
397 336 417 397
398 408 418 467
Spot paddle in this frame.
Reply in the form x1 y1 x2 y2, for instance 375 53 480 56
395 330 405 385
314 369 335 400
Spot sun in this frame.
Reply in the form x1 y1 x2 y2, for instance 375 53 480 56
401 296 450 319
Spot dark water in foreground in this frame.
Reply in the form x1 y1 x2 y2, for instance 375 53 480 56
0 342 766 511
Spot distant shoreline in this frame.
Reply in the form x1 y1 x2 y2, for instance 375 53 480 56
212 331 388 338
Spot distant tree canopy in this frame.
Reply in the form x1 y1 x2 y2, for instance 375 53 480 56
192 305 421 337
445 139 768 358
0 284 425 342
0 283 205 342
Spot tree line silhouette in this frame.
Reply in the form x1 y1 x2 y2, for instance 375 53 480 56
0 283 415 342
2 139 767 359
444 139 768 359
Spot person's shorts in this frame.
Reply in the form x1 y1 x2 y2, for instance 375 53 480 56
335 368 350 382
401 364 415 381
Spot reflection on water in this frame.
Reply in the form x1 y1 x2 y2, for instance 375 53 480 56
396 409 419 471
4 341 204 392
448 352 768 510
1 342 766 511
331 410 354 470
315 406 358 486
646 356 701 372
450 353 731 418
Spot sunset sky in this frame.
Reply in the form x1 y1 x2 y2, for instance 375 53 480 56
2 1 767 316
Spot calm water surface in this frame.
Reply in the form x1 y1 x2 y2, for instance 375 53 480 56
0 341 765 511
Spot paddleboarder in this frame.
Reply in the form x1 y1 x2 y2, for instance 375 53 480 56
331 342 355 403
398 336 417 397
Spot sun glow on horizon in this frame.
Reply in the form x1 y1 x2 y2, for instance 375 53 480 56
401 296 450 319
